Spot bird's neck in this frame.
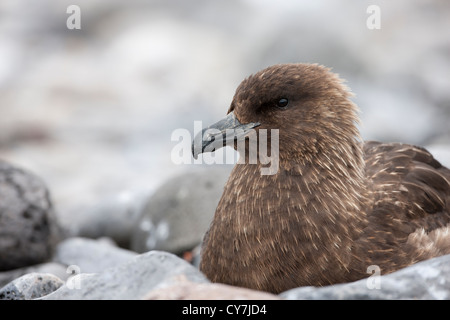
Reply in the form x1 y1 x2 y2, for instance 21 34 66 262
277 141 369 236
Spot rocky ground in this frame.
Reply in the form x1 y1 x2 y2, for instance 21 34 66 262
1 1 450 300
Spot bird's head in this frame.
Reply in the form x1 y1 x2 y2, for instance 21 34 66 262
192 63 361 164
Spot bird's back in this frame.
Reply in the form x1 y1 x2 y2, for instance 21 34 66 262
352 141 450 275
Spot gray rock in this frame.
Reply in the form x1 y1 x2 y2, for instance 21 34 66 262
0 160 60 271
52 237 137 274
131 167 232 254
0 273 64 300
0 262 68 288
280 254 450 300
144 278 280 300
41 250 208 300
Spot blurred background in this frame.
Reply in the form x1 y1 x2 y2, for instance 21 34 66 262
0 0 449 242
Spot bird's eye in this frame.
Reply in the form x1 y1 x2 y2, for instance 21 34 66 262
276 98 289 109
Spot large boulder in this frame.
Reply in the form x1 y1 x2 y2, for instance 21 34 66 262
0 262 68 288
0 273 64 300
41 250 208 300
280 253 450 300
0 160 60 271
130 167 232 254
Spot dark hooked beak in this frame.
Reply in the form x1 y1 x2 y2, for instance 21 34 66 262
192 111 260 159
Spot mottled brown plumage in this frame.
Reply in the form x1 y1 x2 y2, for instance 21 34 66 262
193 63 450 294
